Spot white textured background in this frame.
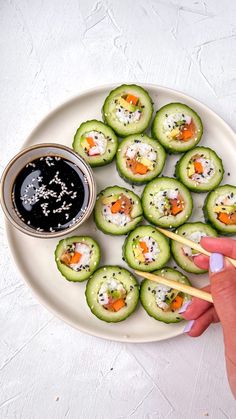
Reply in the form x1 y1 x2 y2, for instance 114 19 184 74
1 1 236 418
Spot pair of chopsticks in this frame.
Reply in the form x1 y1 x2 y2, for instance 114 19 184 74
157 227 236 268
135 227 236 303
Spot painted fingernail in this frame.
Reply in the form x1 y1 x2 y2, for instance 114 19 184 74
183 320 195 333
210 253 224 273
178 300 192 314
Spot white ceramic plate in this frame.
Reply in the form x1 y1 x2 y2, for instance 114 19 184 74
6 84 236 342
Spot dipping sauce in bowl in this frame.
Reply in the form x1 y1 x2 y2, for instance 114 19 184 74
12 156 89 232
1 144 96 238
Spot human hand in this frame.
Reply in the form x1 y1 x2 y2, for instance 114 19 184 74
179 237 236 398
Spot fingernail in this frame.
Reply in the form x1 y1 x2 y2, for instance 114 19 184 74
210 253 224 273
183 320 195 333
178 300 192 314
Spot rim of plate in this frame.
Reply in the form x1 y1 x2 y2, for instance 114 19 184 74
4 83 236 343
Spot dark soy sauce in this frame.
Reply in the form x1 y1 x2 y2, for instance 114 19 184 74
12 156 89 232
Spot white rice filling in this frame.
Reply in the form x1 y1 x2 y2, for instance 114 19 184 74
163 113 191 132
102 204 131 226
190 157 215 183
69 242 91 270
215 193 236 207
182 231 207 257
98 278 126 306
153 189 180 216
138 236 160 262
126 142 156 162
116 106 142 124
155 284 172 311
85 131 107 156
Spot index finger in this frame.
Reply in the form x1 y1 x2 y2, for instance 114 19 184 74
200 237 236 259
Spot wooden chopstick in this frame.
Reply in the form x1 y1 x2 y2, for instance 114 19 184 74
135 270 213 303
156 227 236 268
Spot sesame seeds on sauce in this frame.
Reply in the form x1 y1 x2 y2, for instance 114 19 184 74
12 156 89 232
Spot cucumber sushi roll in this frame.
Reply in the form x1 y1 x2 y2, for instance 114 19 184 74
204 185 236 235
123 225 170 272
116 134 166 185
55 236 101 282
171 223 218 274
152 103 203 153
140 267 192 323
175 147 224 192
142 177 193 228
73 120 118 167
85 266 139 322
102 84 153 137
94 186 143 235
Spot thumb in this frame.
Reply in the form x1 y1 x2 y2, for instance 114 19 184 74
209 253 236 328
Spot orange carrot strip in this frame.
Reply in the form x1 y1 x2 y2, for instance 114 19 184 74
135 162 148 174
218 212 236 225
126 94 138 105
139 241 148 253
170 295 184 310
169 199 183 215
178 121 196 141
194 161 203 174
112 298 126 312
86 137 96 147
111 200 122 213
180 129 192 140
70 252 82 264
